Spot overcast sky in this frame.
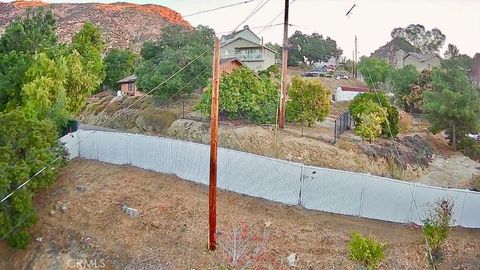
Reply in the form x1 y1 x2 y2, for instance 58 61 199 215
6 0 480 58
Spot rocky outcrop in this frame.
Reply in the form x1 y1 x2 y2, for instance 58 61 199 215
0 1 191 51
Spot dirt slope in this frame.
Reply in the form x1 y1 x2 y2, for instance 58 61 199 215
1 159 479 269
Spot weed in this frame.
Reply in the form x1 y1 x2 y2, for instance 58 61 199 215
348 232 385 270
422 198 454 265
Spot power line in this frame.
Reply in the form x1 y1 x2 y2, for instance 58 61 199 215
257 0 297 35
183 0 258 17
231 0 271 34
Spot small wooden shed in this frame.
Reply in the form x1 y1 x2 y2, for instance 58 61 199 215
220 58 244 74
118 74 137 96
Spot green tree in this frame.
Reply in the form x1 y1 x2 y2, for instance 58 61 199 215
423 67 480 148
442 44 473 73
358 57 393 89
0 52 32 110
0 8 100 250
391 24 446 54
104 49 138 89
21 52 68 125
0 7 57 55
288 31 342 67
195 67 278 124
265 42 282 61
388 65 419 111
0 110 64 248
137 25 214 100
286 76 330 126
403 70 433 113
71 21 106 88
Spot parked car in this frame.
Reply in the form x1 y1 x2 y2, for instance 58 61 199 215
335 74 350 80
303 69 326 77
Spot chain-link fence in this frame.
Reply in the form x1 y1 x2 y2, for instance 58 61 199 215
61 130 480 228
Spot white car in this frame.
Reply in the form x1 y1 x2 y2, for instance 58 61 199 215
335 75 350 80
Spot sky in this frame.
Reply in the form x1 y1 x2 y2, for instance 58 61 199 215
5 0 480 58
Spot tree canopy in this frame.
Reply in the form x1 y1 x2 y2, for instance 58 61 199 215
358 57 393 89
195 67 279 124
349 92 399 139
423 66 480 148
0 8 105 248
286 76 331 126
0 8 57 55
104 49 138 89
0 109 64 248
391 24 445 54
288 31 342 67
136 25 214 100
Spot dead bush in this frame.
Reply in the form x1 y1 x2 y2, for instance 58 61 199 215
399 111 413 134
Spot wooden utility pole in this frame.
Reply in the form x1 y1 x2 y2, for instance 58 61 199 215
209 38 221 251
352 50 355 79
354 35 358 79
279 0 290 129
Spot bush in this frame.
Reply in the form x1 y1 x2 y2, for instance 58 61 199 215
194 67 278 124
422 198 454 264
0 110 65 248
348 232 385 269
354 103 386 142
398 111 413 133
286 76 331 126
349 92 399 139
459 137 480 162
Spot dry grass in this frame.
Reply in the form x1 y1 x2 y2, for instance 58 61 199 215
2 159 479 269
399 111 413 134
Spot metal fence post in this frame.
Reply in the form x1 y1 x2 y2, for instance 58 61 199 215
358 176 366 217
408 183 417 224
298 165 305 206
459 191 467 227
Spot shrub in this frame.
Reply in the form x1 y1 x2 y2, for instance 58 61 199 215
194 67 278 124
459 137 480 162
422 198 454 264
286 76 331 126
0 110 65 248
354 107 386 142
348 232 385 269
398 111 413 133
349 92 399 139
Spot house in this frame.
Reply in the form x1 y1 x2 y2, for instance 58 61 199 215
333 86 369 102
220 25 276 72
118 74 137 96
395 50 441 71
220 58 244 74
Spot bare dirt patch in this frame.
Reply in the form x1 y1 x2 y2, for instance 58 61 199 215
1 159 479 269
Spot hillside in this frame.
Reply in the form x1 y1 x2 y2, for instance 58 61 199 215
371 37 418 65
0 0 191 51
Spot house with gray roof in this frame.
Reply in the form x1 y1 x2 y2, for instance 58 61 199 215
220 25 276 72
395 50 442 71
